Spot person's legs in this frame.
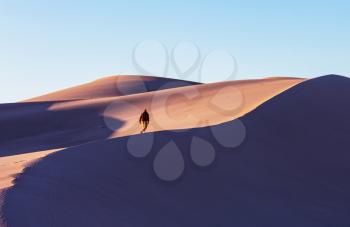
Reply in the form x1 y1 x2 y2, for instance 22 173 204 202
140 122 144 133
140 120 149 133
144 120 149 132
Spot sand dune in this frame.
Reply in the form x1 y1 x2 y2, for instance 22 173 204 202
0 75 305 226
1 75 349 226
0 77 303 155
24 75 200 102
0 76 303 192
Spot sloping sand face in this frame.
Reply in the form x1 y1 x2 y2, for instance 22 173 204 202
2 75 350 227
0 76 303 192
0 149 61 189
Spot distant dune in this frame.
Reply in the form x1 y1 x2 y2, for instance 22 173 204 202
0 75 311 227
24 75 200 102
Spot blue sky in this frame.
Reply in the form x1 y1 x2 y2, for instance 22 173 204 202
1 0 349 102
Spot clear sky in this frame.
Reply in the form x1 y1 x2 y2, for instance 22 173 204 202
1 0 349 103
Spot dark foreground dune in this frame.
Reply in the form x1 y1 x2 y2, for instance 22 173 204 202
1 75 350 227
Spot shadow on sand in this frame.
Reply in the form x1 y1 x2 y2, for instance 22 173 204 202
0 101 125 157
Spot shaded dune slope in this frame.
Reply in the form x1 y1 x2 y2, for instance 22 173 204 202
0 76 196 156
2 75 350 226
0 101 115 156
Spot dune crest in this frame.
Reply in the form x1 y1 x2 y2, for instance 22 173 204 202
24 75 200 102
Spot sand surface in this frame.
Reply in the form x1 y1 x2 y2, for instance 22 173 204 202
0 75 306 227
0 149 61 189
0 76 303 190
2 75 350 226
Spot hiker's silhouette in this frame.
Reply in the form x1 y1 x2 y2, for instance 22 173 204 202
139 109 150 133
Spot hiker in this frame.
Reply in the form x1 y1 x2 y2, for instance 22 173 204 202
139 109 150 133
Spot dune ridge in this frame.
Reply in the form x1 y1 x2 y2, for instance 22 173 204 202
24 75 200 102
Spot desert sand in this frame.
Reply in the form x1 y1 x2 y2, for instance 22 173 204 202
1 75 350 226
0 149 62 189
0 75 308 226
0 76 303 191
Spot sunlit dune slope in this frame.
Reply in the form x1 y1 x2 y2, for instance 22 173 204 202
50 77 304 136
